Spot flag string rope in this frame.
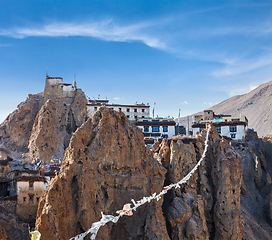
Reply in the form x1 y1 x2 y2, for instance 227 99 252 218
70 125 211 240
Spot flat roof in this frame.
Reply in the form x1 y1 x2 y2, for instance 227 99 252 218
192 121 247 128
87 103 150 108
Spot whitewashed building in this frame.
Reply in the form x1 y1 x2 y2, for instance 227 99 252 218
87 99 150 123
15 175 46 221
135 118 176 145
192 110 248 140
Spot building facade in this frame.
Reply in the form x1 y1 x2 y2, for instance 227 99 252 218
16 175 46 222
43 75 77 100
135 118 176 145
87 99 150 123
192 110 248 140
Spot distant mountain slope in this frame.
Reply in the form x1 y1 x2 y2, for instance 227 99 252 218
178 80 272 137
210 80 272 137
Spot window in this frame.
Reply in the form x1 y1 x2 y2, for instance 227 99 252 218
126 115 130 119
162 134 168 138
216 127 221 133
29 181 34 190
152 126 159 132
144 126 149 132
134 116 137 120
127 108 130 112
230 133 236 138
163 126 168 132
23 197 26 202
29 195 34 204
142 109 145 113
230 126 237 132
94 107 97 111
36 197 40 203
134 109 137 112
142 116 144 118
119 108 122 111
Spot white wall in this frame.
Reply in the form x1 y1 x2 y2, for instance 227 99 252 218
193 124 246 140
86 105 150 120
62 84 74 92
47 78 63 85
193 128 200 136
138 125 175 138
17 181 44 193
220 125 246 140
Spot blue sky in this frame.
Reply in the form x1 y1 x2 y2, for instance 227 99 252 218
1 0 272 123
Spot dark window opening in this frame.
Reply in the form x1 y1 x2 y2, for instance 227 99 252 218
23 197 26 202
152 126 159 132
230 126 237 132
29 196 34 204
142 109 145 113
127 108 130 112
119 108 122 111
94 107 97 111
230 133 236 138
134 109 137 112
216 127 221 133
144 126 149 132
29 181 34 190
163 126 168 132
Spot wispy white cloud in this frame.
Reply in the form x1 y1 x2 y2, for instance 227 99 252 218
0 43 11 47
212 54 272 77
204 102 214 106
227 84 259 97
114 97 120 100
181 101 188 105
0 20 166 50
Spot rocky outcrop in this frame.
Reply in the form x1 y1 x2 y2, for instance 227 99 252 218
0 205 30 240
35 108 169 240
0 94 45 152
154 126 243 240
0 89 87 163
233 129 272 239
35 118 244 240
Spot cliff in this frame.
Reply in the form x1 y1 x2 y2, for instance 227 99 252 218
233 130 272 239
35 108 168 239
0 200 30 240
35 109 243 239
0 89 87 163
154 126 243 239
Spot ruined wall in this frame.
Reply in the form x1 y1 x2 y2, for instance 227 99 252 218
16 180 44 222
43 77 76 100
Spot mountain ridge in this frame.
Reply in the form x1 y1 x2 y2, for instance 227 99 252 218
179 80 272 137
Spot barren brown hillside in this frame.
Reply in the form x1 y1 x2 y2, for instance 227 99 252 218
179 80 272 137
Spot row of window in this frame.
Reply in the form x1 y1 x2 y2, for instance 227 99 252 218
127 108 145 113
216 126 237 134
144 126 168 132
22 196 39 204
93 107 146 113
